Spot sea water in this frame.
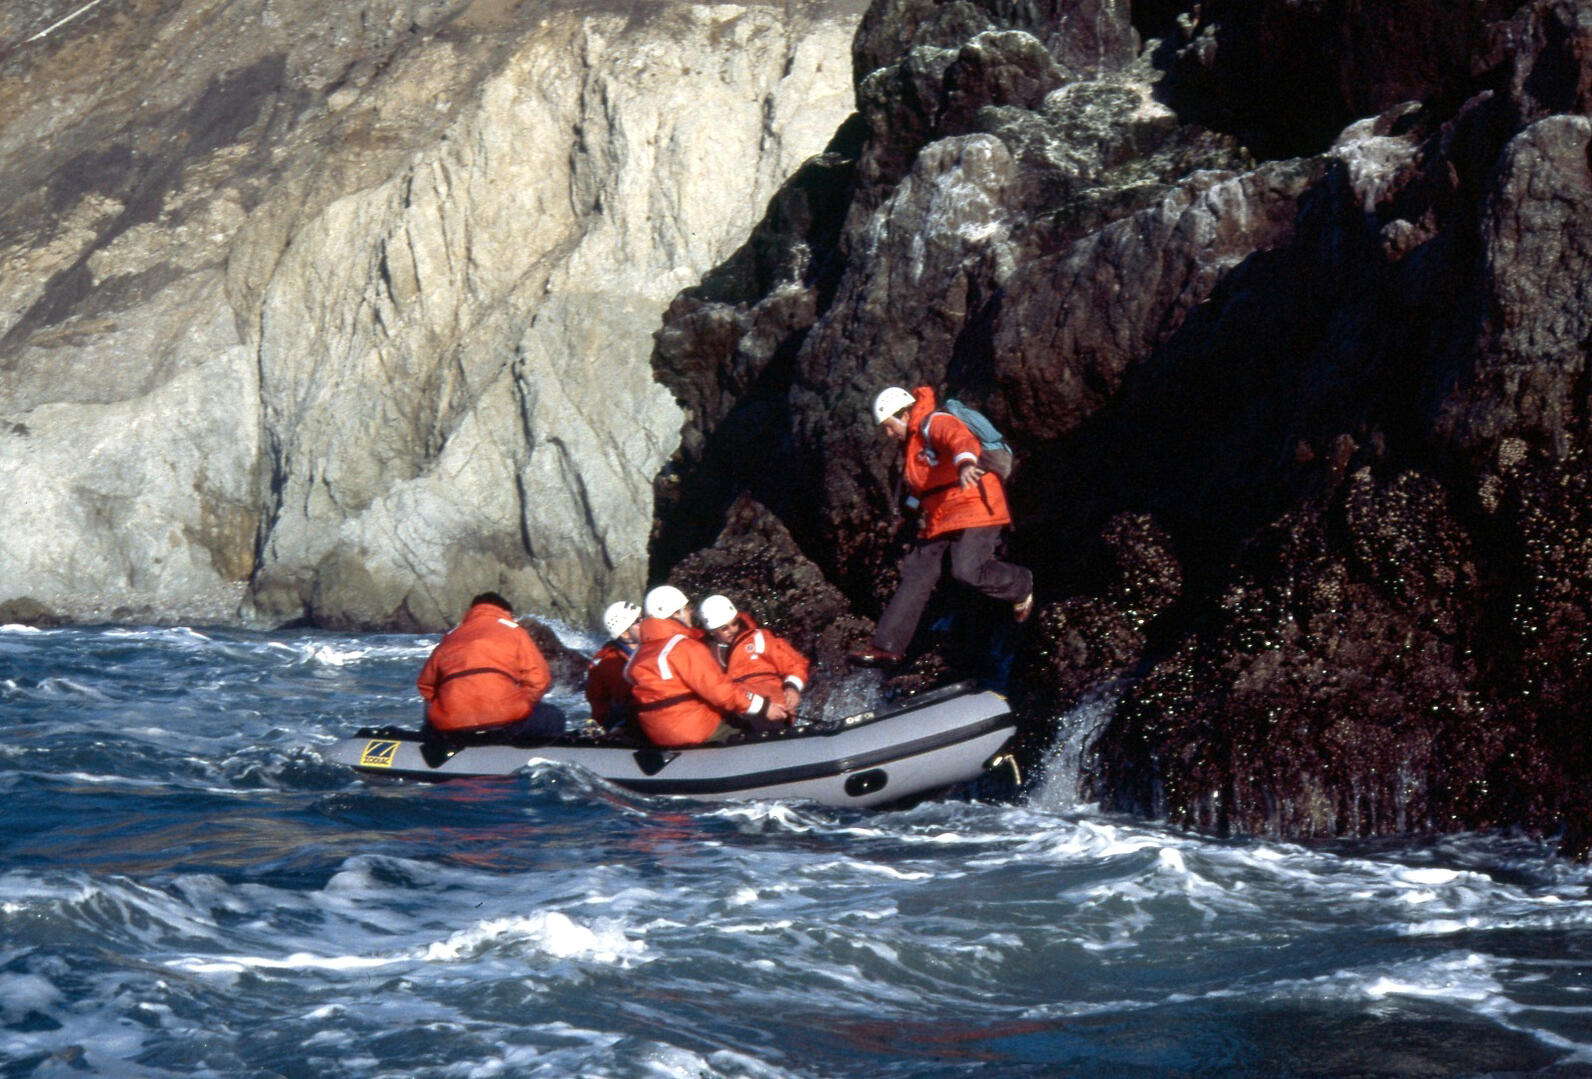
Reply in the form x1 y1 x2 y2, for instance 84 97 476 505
2 624 1591 1077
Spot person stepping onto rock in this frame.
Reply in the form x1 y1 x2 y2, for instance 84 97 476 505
849 386 1034 668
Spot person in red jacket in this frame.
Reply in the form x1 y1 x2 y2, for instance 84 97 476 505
849 386 1034 667
624 585 791 747
417 592 558 740
585 600 641 730
698 594 809 715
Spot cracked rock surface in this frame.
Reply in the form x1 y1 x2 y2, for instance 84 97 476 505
0 0 861 627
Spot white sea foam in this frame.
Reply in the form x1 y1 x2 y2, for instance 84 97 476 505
711 800 824 830
0 1014 156 1078
1017 996 1163 1020
103 626 213 646
165 899 646 986
169 951 401 975
422 911 646 964
51 770 225 794
0 872 100 913
308 645 373 667
798 858 933 882
0 972 62 1020
1399 866 1463 886
1229 950 1509 1010
433 1032 628 1079
1401 903 1592 937
717 918 797 935
264 635 437 667
629 1044 799 1079
31 677 111 701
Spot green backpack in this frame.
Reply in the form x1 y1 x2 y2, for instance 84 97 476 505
922 398 1014 480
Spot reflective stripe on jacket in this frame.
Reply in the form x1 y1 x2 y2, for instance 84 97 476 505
902 385 1010 538
417 603 552 732
720 615 809 701
625 616 762 747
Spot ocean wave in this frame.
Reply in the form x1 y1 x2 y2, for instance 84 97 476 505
421 911 647 965
7 627 1592 1077
164 909 647 980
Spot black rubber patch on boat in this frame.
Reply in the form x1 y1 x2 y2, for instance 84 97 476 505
633 749 681 776
421 739 459 769
844 769 889 797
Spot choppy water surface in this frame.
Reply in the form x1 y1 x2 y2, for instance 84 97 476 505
3 625 1591 1077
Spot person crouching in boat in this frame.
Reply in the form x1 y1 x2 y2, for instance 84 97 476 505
417 592 558 745
585 600 641 732
625 585 791 747
697 594 809 718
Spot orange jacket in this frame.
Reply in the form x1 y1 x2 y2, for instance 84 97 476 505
625 616 764 747
718 615 810 701
584 640 634 725
417 602 553 732
902 386 1010 538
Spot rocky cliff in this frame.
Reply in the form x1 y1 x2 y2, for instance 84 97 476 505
0 0 860 627
9 0 1592 855
651 0 1592 854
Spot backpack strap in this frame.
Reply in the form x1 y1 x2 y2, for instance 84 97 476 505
435 666 519 687
632 691 700 712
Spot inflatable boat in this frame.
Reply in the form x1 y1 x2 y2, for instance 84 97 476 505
324 681 1017 808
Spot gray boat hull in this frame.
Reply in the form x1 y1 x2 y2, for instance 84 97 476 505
324 682 1017 808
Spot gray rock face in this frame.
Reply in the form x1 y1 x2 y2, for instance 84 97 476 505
648 0 1592 854
1435 114 1592 455
0 0 860 628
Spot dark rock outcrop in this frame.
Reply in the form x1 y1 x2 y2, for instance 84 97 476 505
664 494 874 719
520 618 592 694
650 0 1592 855
1005 512 1181 770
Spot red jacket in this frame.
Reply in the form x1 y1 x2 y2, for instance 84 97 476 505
584 640 634 725
902 386 1010 538
718 615 810 701
625 616 763 747
417 603 552 732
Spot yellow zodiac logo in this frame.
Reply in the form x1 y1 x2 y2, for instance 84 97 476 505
359 739 399 768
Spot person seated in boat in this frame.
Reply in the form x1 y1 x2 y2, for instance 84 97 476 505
625 585 791 747
585 600 641 732
417 592 559 744
697 594 810 717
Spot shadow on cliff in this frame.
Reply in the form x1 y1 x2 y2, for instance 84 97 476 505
0 55 294 360
1131 0 1523 163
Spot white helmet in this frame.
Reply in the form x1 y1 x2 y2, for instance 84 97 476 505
601 600 641 639
698 594 738 631
644 584 690 620
872 386 915 425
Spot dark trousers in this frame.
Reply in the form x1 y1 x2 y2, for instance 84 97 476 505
872 526 1032 655
422 700 567 746
696 709 788 745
